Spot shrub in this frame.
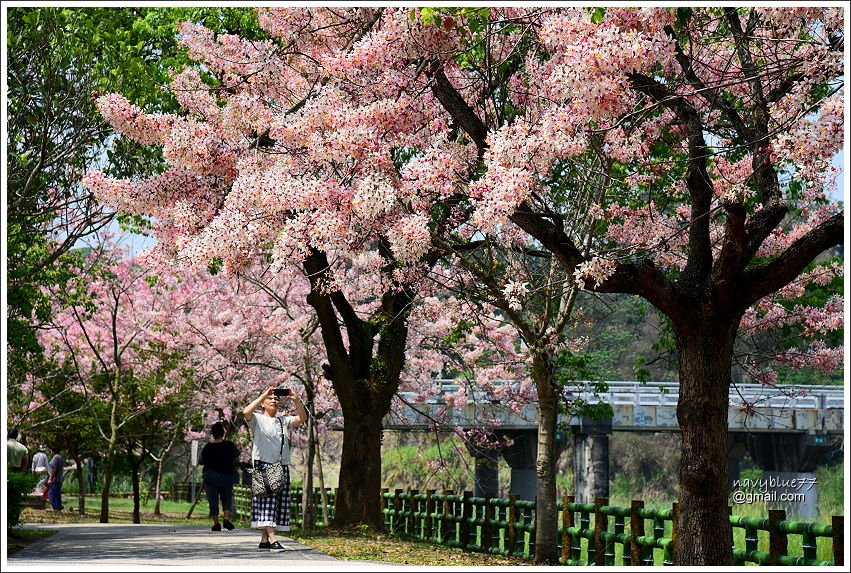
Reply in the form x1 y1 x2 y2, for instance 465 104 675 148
6 472 39 528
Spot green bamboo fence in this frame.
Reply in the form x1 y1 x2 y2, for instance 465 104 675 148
231 486 843 566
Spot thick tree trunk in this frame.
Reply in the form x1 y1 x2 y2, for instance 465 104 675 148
531 350 560 564
304 249 410 531
674 324 737 565
332 403 386 529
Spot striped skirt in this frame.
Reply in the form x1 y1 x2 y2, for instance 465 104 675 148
250 461 291 530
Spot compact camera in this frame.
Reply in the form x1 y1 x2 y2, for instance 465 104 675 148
273 388 291 397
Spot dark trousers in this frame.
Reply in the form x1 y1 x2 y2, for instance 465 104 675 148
48 481 64 510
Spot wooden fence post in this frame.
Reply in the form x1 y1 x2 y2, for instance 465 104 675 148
392 488 403 535
460 490 473 550
483 493 494 554
441 489 453 545
594 497 609 566
425 489 436 541
380 487 388 531
833 515 844 566
561 495 570 564
567 495 578 563
768 509 787 566
630 500 644 566
508 494 518 556
409 488 419 539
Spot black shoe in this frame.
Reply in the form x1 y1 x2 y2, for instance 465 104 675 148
258 541 271 551
223 519 235 530
269 541 287 552
212 524 221 531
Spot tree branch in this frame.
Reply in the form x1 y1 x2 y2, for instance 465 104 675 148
627 72 714 286
739 212 844 308
428 63 489 157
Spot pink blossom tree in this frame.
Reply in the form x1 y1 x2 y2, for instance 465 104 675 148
82 8 470 528
39 238 206 522
423 201 608 559
399 7 843 564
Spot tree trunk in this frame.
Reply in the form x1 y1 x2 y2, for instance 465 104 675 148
130 450 141 524
73 456 86 516
99 403 119 523
332 402 386 529
65 443 85 516
315 437 330 526
301 394 317 531
531 349 560 564
674 324 737 565
153 433 176 516
303 249 410 531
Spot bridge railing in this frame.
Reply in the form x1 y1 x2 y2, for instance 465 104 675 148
388 380 843 432
420 379 844 408
232 486 843 566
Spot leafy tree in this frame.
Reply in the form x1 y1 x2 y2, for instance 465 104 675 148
5 5 260 421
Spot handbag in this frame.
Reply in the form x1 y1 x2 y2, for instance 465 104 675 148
249 416 286 497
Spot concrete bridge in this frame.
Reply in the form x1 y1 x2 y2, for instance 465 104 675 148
383 380 844 518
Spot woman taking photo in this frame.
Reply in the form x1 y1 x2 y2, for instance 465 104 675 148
243 387 306 552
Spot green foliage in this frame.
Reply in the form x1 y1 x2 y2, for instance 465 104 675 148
554 351 614 421
381 436 473 492
815 461 844 516
675 7 693 28
610 433 682 503
6 472 40 528
442 319 475 346
6 6 262 399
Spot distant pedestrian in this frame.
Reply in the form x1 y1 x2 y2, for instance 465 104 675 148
200 422 240 532
84 457 95 494
47 446 65 511
243 387 306 552
7 428 29 472
31 448 50 495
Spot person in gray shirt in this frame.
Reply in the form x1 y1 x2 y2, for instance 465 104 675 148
47 446 65 511
31 449 49 495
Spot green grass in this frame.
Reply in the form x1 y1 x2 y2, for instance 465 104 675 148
6 529 57 556
19 494 219 527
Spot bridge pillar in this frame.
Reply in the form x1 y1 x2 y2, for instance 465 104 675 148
727 432 749 492
571 416 612 504
463 439 500 497
500 430 537 501
745 433 836 518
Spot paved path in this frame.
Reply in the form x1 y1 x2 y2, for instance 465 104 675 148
6 523 401 570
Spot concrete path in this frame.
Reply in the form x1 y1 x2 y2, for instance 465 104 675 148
6 523 403 570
